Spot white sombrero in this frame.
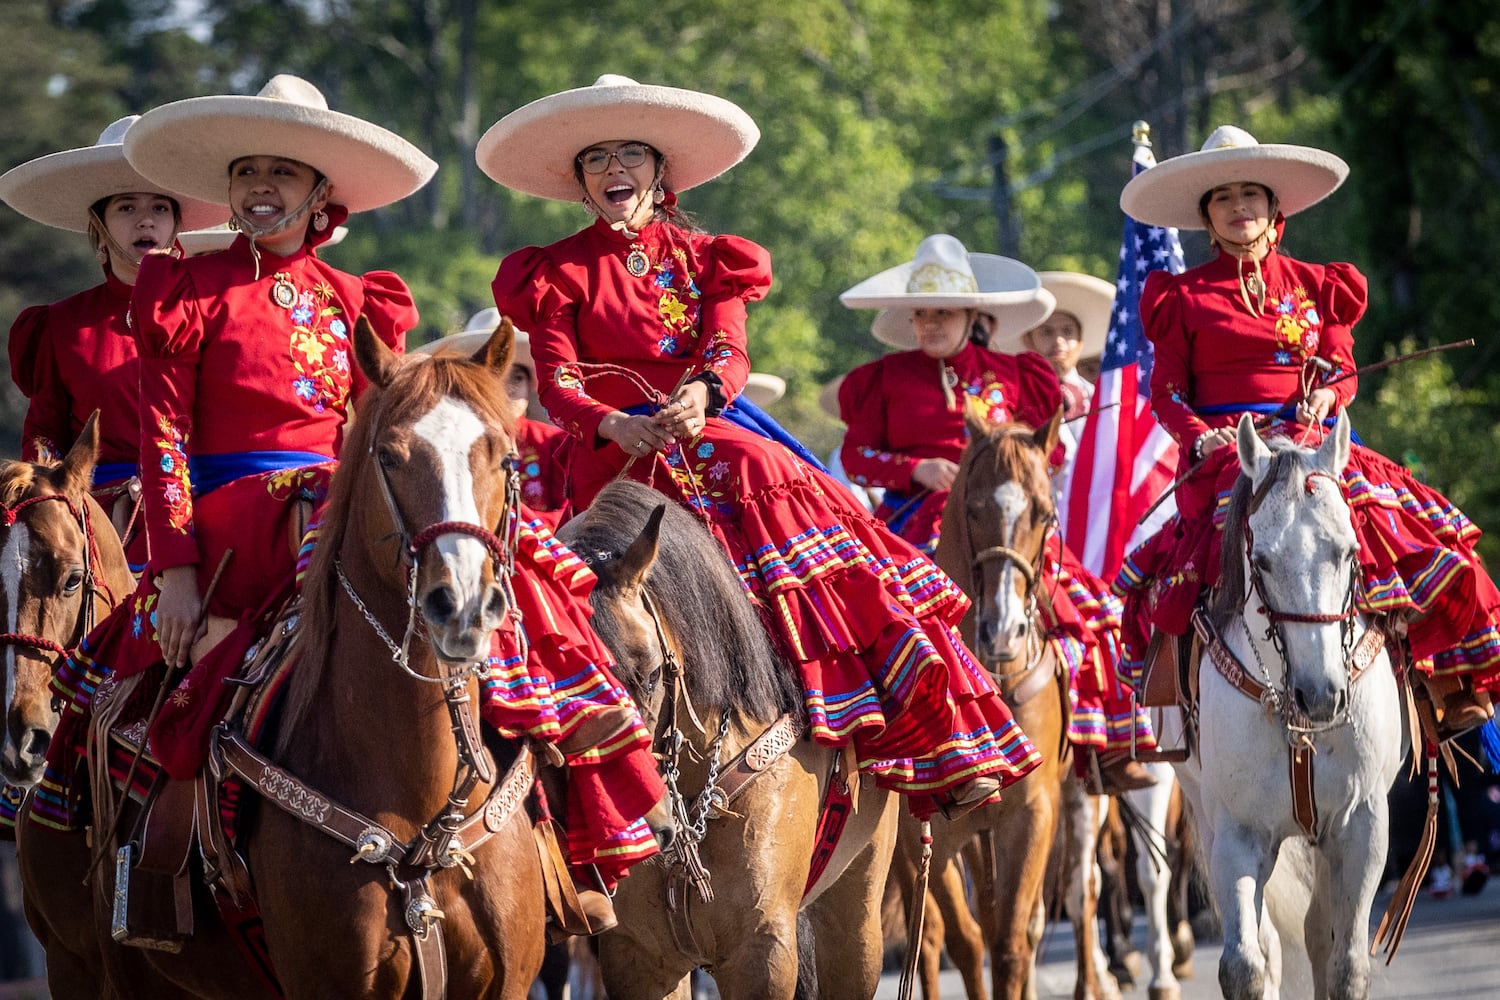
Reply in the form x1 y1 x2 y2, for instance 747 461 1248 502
989 272 1113 356
123 75 437 214
0 116 226 233
741 373 786 408
414 308 533 371
476 74 759 202
818 375 845 421
1120 125 1348 231
177 223 348 256
843 235 1050 349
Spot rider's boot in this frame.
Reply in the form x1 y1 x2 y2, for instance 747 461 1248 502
940 775 1001 819
1421 672 1493 737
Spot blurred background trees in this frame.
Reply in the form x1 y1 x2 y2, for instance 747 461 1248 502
5 0 1497 557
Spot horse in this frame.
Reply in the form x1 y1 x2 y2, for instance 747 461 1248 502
1173 413 1402 1000
19 318 559 998
0 418 135 997
558 479 900 1000
889 409 1116 1000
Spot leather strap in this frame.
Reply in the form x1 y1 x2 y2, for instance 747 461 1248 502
1289 744 1318 842
994 652 1059 708
411 921 448 1000
711 713 804 810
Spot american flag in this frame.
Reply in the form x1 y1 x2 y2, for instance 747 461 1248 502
1060 137 1185 579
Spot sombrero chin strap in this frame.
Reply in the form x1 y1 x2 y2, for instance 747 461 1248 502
88 208 179 273
230 176 330 280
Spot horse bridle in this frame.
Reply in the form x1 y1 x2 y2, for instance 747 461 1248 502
1239 468 1363 737
0 491 114 671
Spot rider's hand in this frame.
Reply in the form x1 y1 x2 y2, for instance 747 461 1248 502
599 411 671 458
1296 388 1336 426
913 457 960 492
653 381 709 441
1194 427 1236 461
155 565 204 671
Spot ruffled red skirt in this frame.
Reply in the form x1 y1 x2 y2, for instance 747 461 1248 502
1116 420 1500 690
566 418 1043 809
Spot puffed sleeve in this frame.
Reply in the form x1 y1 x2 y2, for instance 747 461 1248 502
9 305 68 463
696 234 770 404
1140 270 1207 456
350 270 415 400
838 359 919 490
493 246 615 444
132 253 205 571
1316 262 1367 411
1010 350 1067 470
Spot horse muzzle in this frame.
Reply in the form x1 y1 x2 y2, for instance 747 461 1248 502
418 577 508 664
0 719 51 787
976 611 1030 664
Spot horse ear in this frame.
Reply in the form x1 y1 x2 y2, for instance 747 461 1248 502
353 316 402 389
473 316 517 373
1315 410 1352 475
962 395 989 440
615 504 666 591
55 411 101 497
1235 413 1272 488
1034 404 1063 456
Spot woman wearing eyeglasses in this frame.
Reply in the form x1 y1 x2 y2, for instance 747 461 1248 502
485 75 1044 818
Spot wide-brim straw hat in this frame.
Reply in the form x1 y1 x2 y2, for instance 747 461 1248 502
176 223 348 256
869 288 1056 351
989 272 1112 356
844 235 1050 349
818 375 845 421
0 116 226 233
414 308 532 371
1120 125 1348 231
476 74 759 202
123 75 437 215
741 373 786 408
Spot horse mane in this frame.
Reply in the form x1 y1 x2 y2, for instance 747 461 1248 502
0 461 41 505
277 352 516 752
1210 441 1306 631
559 480 801 730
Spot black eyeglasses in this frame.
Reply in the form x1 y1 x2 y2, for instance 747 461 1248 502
577 143 652 175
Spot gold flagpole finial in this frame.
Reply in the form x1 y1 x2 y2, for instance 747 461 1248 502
1132 120 1152 147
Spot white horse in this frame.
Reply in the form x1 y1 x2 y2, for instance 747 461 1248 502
1173 413 1403 1000
1117 760 1193 1000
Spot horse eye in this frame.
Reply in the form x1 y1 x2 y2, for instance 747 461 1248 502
62 569 85 594
378 448 400 470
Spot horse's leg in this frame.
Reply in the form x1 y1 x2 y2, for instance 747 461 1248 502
15 825 112 999
1209 819 1277 1000
1095 801 1138 987
930 846 988 1000
1322 800 1386 1000
985 776 1059 1000
1165 786 1198 979
1128 768 1182 1000
1060 783 1120 1000
804 804 898 1000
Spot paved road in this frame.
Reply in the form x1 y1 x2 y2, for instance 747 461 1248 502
875 885 1500 999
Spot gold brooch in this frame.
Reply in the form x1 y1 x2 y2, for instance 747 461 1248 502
270 273 297 309
625 247 650 277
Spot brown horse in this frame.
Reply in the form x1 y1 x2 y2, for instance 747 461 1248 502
20 319 552 998
890 409 1116 1000
559 480 899 1000
0 419 135 997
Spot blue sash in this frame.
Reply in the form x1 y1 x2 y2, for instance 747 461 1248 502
875 489 929 536
188 450 334 497
93 462 137 488
1195 402 1361 445
624 397 830 474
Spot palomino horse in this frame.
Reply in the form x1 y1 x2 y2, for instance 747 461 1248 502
559 480 899 1000
1174 413 1401 1000
20 318 554 998
1 419 135 997
891 410 1115 1000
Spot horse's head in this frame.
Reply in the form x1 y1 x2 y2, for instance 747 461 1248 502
939 404 1061 664
1 416 124 786
1224 411 1357 724
349 316 520 665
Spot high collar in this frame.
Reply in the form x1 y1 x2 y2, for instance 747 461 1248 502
103 266 134 301
589 214 667 246
229 231 311 271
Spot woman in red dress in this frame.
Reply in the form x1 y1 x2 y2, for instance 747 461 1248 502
1115 125 1500 733
484 74 1040 815
842 243 1156 789
0 116 226 568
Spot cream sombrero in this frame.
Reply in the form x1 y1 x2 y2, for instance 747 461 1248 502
1120 125 1348 231
741 373 786 408
476 74 759 202
123 75 437 214
0 116 226 233
177 223 348 256
989 272 1113 357
414 308 533 371
843 235 1051 349
818 375 845 421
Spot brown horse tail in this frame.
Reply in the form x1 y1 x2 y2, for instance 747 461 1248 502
792 907 819 999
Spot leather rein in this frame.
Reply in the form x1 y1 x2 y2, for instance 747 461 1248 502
219 423 531 999
1196 468 1387 841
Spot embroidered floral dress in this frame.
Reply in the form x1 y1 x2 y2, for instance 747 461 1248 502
1115 235 1500 691
9 269 151 566
494 218 1042 811
839 344 1152 756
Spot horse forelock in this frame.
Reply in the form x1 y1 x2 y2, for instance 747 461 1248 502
0 462 40 507
975 424 1054 521
560 481 799 732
